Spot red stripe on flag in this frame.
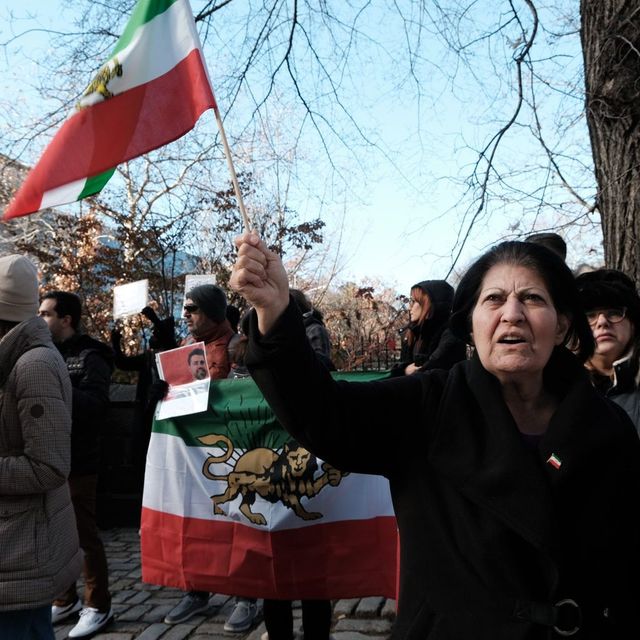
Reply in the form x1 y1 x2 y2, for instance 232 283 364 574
4 50 215 219
140 507 398 600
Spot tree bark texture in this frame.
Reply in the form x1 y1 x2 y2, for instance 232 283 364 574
581 0 640 281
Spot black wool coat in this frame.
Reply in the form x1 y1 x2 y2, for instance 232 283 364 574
246 301 640 639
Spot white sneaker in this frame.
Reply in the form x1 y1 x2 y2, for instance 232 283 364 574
68 607 114 638
51 599 81 624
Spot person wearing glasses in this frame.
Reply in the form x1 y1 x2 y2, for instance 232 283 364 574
576 269 640 434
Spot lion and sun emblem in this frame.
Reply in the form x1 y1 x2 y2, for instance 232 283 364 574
198 433 348 526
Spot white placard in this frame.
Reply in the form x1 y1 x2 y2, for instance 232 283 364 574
183 274 217 305
113 279 149 320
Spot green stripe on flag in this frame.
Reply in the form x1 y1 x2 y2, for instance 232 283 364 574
113 0 181 55
78 168 116 200
153 371 391 447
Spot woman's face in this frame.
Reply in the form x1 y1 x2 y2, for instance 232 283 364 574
409 290 431 323
589 310 634 367
471 263 569 383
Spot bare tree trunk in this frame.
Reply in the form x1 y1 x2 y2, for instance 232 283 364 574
581 0 640 282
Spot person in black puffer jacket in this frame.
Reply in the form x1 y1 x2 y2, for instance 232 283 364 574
392 280 466 376
39 291 115 638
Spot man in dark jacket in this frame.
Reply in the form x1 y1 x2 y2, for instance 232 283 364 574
39 291 114 639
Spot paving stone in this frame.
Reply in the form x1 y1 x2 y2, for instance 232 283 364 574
136 624 170 640
333 633 388 640
333 598 360 617
142 603 175 622
334 618 393 633
112 603 130 617
246 620 267 640
116 603 153 621
380 599 397 619
54 625 75 640
108 621 151 633
112 589 138 603
159 624 199 640
110 578 138 590
191 621 227 634
127 590 152 605
355 596 384 617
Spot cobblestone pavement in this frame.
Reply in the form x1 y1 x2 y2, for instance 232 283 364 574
53 528 396 640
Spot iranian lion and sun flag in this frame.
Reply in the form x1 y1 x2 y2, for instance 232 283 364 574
144 373 397 598
4 0 398 599
3 0 215 219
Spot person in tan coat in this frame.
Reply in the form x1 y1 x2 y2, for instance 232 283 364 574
0 255 82 639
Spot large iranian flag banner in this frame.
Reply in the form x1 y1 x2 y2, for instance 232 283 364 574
141 373 398 599
4 0 214 219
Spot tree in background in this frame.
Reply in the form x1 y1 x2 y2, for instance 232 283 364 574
581 1 640 282
5 1 640 314
320 282 407 371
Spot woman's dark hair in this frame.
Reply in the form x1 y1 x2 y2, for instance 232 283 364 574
449 241 595 363
290 289 313 314
290 288 324 321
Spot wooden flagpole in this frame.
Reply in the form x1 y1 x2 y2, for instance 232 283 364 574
212 104 252 231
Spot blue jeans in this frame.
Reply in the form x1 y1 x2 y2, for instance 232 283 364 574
0 605 54 639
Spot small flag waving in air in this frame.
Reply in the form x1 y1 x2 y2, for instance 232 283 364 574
4 0 215 220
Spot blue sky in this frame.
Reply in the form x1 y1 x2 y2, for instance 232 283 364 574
0 0 603 295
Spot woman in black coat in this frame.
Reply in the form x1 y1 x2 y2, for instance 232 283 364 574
393 280 466 376
230 235 640 639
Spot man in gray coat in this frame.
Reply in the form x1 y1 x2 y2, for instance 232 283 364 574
0 255 82 639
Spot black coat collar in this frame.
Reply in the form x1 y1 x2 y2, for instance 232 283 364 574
428 348 610 553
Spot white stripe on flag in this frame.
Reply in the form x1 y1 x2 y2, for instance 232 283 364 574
79 0 201 108
143 432 395 531
40 177 87 210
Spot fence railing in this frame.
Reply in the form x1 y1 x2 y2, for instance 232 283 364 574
335 337 402 372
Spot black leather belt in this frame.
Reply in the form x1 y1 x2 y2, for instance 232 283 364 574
513 598 581 636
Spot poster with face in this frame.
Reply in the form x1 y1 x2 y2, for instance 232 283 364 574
155 343 211 420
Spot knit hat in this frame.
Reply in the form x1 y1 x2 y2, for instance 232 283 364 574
186 284 227 323
575 269 640 328
0 255 39 322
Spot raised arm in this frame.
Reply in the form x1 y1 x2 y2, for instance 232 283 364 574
230 232 290 335
231 233 441 478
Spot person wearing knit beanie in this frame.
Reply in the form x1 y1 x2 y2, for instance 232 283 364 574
166 284 259 629
0 254 39 324
185 284 227 323
0 255 83 637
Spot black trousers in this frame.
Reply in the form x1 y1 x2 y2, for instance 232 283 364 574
264 599 332 640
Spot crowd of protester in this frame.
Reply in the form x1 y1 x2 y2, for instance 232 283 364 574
3 229 640 639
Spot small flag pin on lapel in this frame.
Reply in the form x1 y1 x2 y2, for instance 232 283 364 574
547 453 562 469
